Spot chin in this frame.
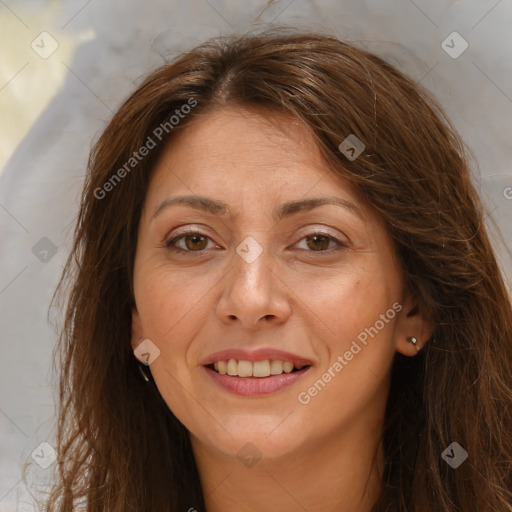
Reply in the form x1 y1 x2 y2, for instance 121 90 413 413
192 415 309 462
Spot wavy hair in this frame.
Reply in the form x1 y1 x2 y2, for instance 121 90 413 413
42 30 512 511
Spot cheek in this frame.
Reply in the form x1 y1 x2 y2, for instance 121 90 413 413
285 255 399 347
133 267 213 419
288 260 399 410
133 264 219 380
136 263 212 336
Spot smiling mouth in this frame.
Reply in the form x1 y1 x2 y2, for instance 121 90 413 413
206 359 311 378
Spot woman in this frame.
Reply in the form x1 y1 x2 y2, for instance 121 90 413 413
44 30 512 511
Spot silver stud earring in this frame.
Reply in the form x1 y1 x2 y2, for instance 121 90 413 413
407 336 420 351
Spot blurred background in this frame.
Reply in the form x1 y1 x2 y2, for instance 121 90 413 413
1 0 511 509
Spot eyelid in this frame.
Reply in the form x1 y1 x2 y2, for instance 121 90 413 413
164 228 220 250
293 225 350 246
163 224 216 242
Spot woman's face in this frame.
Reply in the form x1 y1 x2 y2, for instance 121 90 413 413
131 107 428 461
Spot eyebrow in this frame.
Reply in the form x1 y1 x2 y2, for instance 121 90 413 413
151 194 364 222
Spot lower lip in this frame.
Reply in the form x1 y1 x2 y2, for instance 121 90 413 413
204 366 311 396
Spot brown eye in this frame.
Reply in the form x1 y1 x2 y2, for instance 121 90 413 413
184 234 208 250
165 232 213 252
295 232 347 253
305 234 331 251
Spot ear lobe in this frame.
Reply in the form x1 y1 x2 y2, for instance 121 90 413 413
395 294 434 356
131 307 144 351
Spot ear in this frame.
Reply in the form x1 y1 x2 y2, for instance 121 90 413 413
394 292 433 356
130 307 144 352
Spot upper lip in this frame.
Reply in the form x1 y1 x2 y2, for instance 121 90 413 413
201 348 314 366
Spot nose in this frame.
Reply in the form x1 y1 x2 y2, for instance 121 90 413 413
215 244 292 329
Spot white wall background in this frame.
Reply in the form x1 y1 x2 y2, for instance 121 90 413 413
1 1 511 509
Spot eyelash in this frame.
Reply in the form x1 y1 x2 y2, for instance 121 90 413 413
164 230 348 255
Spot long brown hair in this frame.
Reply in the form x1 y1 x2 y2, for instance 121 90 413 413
41 30 512 511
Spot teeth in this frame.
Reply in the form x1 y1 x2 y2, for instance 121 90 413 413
237 360 252 377
253 360 270 377
227 359 238 376
210 359 308 377
283 361 294 373
217 360 227 374
270 360 283 375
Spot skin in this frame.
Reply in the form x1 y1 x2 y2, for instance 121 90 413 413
131 107 432 512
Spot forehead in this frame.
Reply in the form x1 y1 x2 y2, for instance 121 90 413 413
159 107 321 170
146 106 362 202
